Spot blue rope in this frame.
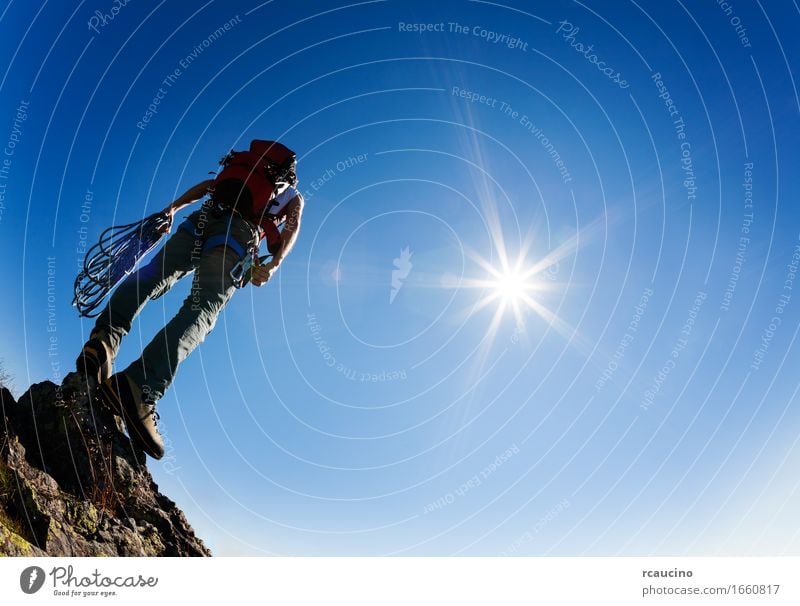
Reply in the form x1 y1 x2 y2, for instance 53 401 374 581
72 211 172 318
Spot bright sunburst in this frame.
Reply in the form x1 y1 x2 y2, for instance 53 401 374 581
463 253 550 332
453 231 586 349
454 209 610 345
490 266 529 303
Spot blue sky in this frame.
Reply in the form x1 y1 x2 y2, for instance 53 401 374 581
1 0 800 555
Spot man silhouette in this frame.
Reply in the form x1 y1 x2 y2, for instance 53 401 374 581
76 140 304 459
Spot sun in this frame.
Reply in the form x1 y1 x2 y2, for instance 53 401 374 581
453 246 573 345
459 253 549 330
473 253 547 309
491 267 528 302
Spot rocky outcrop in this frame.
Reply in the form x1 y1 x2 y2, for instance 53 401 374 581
0 373 209 556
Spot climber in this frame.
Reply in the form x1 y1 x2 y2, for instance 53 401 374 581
76 140 305 460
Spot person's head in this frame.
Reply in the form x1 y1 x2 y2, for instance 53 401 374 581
254 140 297 190
283 156 298 187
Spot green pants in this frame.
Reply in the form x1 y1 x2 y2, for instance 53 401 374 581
95 206 258 402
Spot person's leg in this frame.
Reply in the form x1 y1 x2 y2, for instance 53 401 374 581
101 213 255 459
78 216 204 384
123 242 242 402
93 220 201 357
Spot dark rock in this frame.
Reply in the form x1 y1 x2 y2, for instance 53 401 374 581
0 373 210 556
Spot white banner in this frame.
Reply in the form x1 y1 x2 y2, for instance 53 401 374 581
1 557 798 605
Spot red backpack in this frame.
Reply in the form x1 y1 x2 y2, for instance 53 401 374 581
212 139 297 253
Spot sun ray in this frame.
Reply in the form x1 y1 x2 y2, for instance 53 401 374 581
456 245 581 352
519 210 614 280
432 211 606 373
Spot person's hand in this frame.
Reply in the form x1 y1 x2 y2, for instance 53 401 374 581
251 258 278 287
157 210 174 236
157 200 181 235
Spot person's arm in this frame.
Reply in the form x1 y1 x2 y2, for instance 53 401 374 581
271 193 304 265
160 179 215 229
251 193 304 287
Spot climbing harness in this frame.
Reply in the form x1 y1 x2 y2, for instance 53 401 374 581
176 201 271 289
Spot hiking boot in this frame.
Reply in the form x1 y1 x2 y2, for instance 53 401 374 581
76 328 114 384
99 372 165 460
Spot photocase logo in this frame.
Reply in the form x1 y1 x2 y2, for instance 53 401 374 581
20 566 45 594
390 246 413 304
